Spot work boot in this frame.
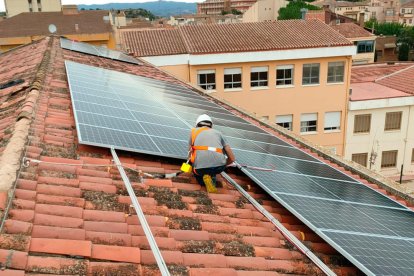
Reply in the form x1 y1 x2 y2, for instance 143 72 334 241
203 175 217 193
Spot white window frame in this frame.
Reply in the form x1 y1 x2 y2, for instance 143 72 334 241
327 62 345 83
276 114 293 131
250 66 268 88
276 65 294 86
302 63 320 85
197 69 216 90
324 111 341 131
224 68 242 89
300 113 317 133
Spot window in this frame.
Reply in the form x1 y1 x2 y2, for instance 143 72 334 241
251 66 268 87
354 114 371 133
276 65 294 86
302 63 320 85
261 116 269 121
412 148 414 163
300 113 317 132
197 70 216 90
402 8 405 13
384 111 402 131
276 114 293 131
327 62 345 83
224 68 242 89
352 153 368 167
386 9 394 16
355 41 374 53
381 150 398 168
324 111 341 131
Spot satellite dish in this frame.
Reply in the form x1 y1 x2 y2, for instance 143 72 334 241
48 24 57 34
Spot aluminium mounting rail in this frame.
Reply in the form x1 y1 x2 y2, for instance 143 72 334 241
221 172 337 276
111 148 170 276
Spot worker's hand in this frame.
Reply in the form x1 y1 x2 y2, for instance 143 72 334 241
226 161 237 167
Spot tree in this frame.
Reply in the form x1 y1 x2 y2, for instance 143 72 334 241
398 43 410 61
278 1 321 20
124 8 156 21
364 19 405 36
221 10 229 15
231 9 242 15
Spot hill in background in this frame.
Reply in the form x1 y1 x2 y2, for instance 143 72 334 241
78 1 197 17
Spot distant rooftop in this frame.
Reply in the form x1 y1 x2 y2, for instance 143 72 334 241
122 20 353 56
351 63 414 101
0 10 111 38
330 23 374 39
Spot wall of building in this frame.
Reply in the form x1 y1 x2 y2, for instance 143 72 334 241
0 33 115 53
345 97 414 177
5 0 62 17
243 0 287 22
159 64 190 83
182 56 352 155
352 37 376 64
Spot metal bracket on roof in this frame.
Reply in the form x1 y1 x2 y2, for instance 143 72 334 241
111 148 170 276
221 172 337 276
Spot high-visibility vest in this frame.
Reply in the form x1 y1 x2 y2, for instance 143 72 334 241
190 127 223 164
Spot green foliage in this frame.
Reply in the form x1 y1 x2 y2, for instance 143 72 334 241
124 8 156 20
399 27 414 48
231 9 242 15
0 12 6 17
398 43 410 61
221 10 229 15
365 19 405 36
278 1 321 20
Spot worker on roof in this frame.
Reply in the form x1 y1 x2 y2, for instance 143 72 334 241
189 114 236 193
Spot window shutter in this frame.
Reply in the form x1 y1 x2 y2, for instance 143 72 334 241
251 66 268 73
224 68 242 74
198 69 215 74
301 113 317 121
325 112 341 128
276 114 293 123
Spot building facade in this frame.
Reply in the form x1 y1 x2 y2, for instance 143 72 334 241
242 0 288 22
0 7 116 52
197 0 257 15
121 20 355 155
346 63 414 178
330 23 376 64
400 1 414 26
5 0 61 17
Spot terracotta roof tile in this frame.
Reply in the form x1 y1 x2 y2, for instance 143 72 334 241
351 63 414 100
1 36 403 275
122 20 352 56
0 11 111 38
120 28 188 56
330 23 375 38
401 0 414 8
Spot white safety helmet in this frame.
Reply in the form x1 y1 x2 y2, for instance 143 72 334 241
196 114 212 126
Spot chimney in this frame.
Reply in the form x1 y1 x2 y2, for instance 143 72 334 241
62 5 79 15
323 4 330 10
300 8 308 20
359 12 365 27
75 24 79 32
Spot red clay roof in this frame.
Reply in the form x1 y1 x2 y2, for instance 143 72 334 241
120 29 188 56
330 23 374 39
401 0 414 8
351 63 414 101
0 36 367 275
121 20 353 56
0 11 112 38
350 63 414 100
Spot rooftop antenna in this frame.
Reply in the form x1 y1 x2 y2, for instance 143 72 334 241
48 24 57 34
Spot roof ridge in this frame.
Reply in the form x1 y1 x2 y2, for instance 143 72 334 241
177 26 191 54
375 64 414 83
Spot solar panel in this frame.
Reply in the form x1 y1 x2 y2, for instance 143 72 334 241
321 231 414 276
61 38 142 65
66 60 414 275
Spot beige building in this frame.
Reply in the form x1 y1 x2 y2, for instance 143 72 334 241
330 23 376 64
121 20 356 155
346 63 414 178
197 0 257 15
315 1 371 22
242 0 288 22
0 7 116 52
5 0 62 17
400 1 414 26
169 14 242 26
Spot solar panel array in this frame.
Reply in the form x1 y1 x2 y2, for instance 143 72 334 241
61 38 141 65
66 60 414 276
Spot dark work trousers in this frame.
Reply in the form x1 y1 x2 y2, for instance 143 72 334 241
193 165 226 186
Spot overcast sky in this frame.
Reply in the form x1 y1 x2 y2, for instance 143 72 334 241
0 0 200 12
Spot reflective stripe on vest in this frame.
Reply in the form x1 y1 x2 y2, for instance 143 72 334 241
190 127 223 164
